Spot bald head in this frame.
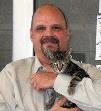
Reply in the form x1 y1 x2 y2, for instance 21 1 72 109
31 4 68 29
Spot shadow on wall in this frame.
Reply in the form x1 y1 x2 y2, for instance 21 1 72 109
71 53 86 63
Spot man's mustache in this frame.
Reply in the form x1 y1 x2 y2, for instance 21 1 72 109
40 36 59 44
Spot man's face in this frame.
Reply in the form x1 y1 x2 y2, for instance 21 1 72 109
30 6 70 56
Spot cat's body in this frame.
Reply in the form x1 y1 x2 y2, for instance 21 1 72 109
44 49 90 109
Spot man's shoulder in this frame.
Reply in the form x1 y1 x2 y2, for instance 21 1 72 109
1 57 35 75
13 57 35 63
0 57 36 104
71 59 101 80
10 57 35 67
71 58 92 68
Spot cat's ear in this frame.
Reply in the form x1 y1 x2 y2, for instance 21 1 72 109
65 48 72 60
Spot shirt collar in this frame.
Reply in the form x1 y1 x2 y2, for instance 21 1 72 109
33 56 43 73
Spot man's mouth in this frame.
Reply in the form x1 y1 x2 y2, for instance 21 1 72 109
43 43 59 51
40 36 60 51
40 36 59 45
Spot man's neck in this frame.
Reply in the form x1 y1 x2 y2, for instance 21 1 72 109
36 54 54 72
40 59 55 72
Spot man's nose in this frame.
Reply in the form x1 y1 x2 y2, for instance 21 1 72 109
44 28 53 36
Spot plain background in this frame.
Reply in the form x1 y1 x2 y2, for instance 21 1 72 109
0 0 100 70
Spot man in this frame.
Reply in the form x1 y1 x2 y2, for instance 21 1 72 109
0 3 101 111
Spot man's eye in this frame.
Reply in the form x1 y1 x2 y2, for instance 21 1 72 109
52 26 62 31
35 27 46 32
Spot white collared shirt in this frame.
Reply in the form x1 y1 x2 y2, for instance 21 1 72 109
33 56 101 111
54 69 101 111
0 57 101 111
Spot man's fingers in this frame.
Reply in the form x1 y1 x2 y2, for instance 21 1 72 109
31 76 35 85
54 98 81 111
31 74 37 88
55 97 67 106
69 107 81 111
31 72 56 91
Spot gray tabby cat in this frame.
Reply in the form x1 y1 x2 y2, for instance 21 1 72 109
42 48 90 109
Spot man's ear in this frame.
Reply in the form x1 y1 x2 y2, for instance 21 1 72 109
67 27 71 36
66 28 71 39
30 29 33 42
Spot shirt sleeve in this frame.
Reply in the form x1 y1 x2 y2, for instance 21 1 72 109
54 74 101 110
80 63 101 80
0 65 16 111
0 93 9 111
0 64 25 111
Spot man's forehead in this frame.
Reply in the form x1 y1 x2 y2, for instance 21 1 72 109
33 18 66 28
33 5 64 20
31 4 68 29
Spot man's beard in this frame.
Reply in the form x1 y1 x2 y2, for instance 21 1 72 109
40 36 66 60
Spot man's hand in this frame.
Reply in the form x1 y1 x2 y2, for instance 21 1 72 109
51 97 81 111
31 72 57 91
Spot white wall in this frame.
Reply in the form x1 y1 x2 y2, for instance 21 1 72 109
13 0 33 61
